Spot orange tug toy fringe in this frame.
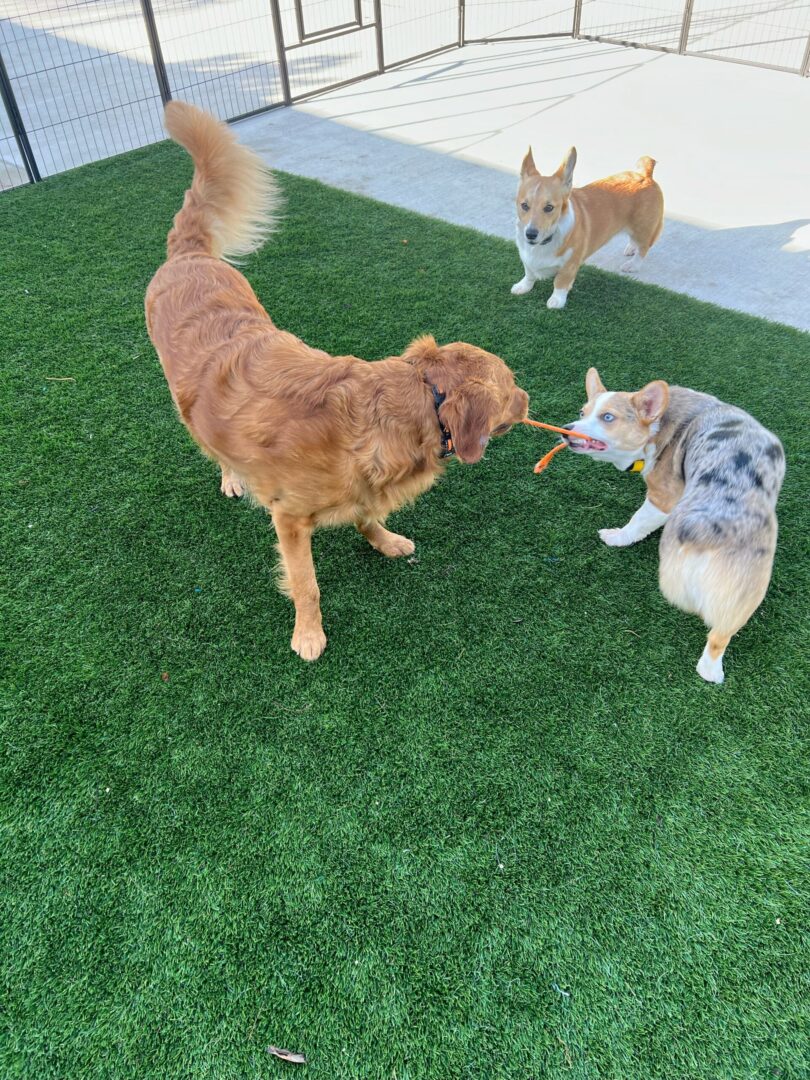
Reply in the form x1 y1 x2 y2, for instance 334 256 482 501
519 417 591 475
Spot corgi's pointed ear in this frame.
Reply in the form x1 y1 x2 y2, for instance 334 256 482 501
521 147 538 178
585 367 605 399
555 146 577 191
631 380 669 423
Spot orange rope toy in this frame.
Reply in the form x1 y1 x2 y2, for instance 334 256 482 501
520 417 591 475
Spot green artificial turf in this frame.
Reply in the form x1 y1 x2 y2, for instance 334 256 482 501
1 141 808 1080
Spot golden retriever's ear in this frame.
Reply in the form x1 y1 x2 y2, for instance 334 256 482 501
511 386 530 420
585 367 605 399
631 380 669 423
439 383 494 464
403 334 440 363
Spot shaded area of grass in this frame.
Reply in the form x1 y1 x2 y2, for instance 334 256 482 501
1 141 808 1079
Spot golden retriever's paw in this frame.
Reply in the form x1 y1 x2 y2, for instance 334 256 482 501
220 472 244 498
291 625 327 662
377 533 415 558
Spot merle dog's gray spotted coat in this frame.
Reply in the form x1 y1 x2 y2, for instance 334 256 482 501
653 389 784 565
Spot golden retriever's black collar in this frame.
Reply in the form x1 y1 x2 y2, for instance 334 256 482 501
432 386 455 458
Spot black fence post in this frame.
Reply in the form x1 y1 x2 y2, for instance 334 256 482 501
373 0 385 73
0 50 40 183
139 0 172 106
458 0 466 48
268 0 293 104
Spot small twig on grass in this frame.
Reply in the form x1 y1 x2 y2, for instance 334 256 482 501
267 1045 307 1064
622 629 641 637
45 376 76 381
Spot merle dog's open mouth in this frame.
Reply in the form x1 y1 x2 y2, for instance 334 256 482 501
566 436 608 452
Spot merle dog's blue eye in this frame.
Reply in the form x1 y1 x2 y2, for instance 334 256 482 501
601 413 615 422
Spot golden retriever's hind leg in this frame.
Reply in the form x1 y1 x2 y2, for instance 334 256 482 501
220 466 244 498
357 520 415 558
272 510 327 661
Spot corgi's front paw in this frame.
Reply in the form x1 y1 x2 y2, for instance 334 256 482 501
546 288 568 310
511 276 535 296
599 527 633 547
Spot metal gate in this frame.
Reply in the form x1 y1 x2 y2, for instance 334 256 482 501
575 0 810 77
1 1 808 193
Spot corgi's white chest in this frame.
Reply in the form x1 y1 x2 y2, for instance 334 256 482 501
515 203 575 276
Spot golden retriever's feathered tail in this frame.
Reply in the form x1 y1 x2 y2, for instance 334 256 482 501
163 100 281 263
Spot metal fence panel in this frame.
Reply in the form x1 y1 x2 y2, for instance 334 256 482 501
0 1 165 184
148 0 287 122
278 0 379 100
380 0 458 68
685 1 810 72
577 0 687 50
463 0 573 42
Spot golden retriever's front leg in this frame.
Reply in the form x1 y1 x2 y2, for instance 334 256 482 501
272 510 327 661
357 519 415 558
220 466 244 498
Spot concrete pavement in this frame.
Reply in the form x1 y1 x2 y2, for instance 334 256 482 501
237 37 810 331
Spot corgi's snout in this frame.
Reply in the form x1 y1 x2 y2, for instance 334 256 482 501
524 226 539 243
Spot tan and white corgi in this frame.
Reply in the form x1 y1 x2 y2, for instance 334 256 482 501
564 369 785 683
512 147 664 309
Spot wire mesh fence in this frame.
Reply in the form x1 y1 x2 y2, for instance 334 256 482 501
462 0 575 42
576 0 810 72
1 0 165 187
1 0 808 192
686 1 810 71
578 0 688 50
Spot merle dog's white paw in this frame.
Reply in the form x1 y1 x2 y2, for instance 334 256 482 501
599 527 633 547
697 651 725 684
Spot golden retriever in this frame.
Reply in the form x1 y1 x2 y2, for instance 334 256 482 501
145 102 529 660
